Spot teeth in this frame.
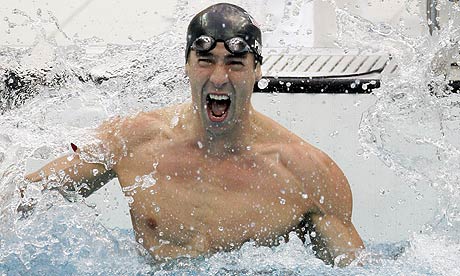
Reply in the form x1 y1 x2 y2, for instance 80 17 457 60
209 94 230 101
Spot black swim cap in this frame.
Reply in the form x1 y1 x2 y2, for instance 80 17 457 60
185 3 262 64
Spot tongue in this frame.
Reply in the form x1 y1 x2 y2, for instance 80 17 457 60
211 100 228 117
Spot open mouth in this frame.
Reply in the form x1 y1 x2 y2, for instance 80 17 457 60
206 93 231 122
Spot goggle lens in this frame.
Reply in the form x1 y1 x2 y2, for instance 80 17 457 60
191 35 251 55
192 35 215 52
225 37 250 55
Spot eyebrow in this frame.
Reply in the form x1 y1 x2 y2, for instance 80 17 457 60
226 53 247 59
196 51 247 58
195 52 248 64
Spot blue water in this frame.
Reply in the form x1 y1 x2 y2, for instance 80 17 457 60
1 1 460 275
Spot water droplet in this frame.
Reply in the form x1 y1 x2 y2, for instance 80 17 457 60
155 206 161 213
166 175 171 181
170 114 179 128
257 78 269 89
141 174 157 189
310 231 316 238
319 196 324 204
329 130 339 137
218 226 224 232
197 141 203 149
92 169 99 176
125 196 134 204
279 197 286 205
280 189 286 194
301 193 308 199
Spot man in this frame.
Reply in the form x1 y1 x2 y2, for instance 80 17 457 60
24 3 364 267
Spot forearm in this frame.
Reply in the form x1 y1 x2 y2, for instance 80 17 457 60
311 236 362 267
308 214 364 267
25 154 111 197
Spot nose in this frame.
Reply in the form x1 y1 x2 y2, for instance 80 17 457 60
209 63 229 89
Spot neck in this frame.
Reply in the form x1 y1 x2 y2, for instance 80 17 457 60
204 129 252 156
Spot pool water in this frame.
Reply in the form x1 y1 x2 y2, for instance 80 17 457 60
1 1 460 275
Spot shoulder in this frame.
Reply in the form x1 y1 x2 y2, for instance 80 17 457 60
254 110 353 220
96 105 182 151
279 138 353 222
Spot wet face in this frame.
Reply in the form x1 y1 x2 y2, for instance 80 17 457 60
186 43 262 136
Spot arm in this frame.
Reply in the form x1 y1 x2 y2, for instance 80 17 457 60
305 155 364 267
24 149 115 198
287 143 364 267
307 212 364 267
24 117 123 199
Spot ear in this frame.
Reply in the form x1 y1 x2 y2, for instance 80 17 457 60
255 63 262 81
185 62 190 77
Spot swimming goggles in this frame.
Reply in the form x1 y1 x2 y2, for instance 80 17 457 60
191 35 252 57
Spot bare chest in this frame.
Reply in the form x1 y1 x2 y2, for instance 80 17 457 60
116 145 311 255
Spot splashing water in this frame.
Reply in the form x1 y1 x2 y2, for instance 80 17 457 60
1 0 460 275
339 0 460 274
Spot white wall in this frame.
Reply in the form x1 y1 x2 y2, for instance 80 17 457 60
0 0 177 46
314 0 460 47
0 0 314 47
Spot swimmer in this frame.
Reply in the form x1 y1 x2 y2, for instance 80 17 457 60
24 3 364 267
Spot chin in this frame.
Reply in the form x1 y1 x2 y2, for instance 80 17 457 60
204 114 239 137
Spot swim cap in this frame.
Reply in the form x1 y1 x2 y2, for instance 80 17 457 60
185 3 263 64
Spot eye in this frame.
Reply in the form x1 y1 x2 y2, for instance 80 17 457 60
230 61 244 65
228 60 244 69
198 58 213 66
